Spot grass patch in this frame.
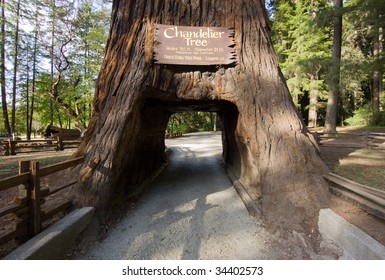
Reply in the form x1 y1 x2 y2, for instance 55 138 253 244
36 155 71 167
0 153 72 178
320 146 385 191
349 149 385 160
0 162 19 174
333 164 385 191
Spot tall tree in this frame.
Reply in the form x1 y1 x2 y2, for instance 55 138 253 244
49 0 56 125
324 0 343 133
0 0 10 134
11 0 21 133
41 0 79 124
372 7 383 124
73 0 329 243
18 0 43 139
0 0 111 135
25 42 31 138
27 0 44 139
69 0 110 127
271 0 330 127
344 0 385 125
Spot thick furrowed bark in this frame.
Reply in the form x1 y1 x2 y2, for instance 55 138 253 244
73 0 329 236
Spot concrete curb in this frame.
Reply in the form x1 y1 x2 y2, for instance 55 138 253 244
3 207 95 260
319 208 385 260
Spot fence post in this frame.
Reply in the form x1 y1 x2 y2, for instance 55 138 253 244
368 133 373 150
314 132 320 145
11 161 31 240
8 139 16 155
28 161 41 236
3 141 10 156
363 130 368 149
56 137 64 151
17 161 30 202
363 130 373 150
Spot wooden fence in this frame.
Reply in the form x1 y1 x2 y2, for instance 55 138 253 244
325 172 385 221
313 131 385 150
0 156 85 246
0 137 82 156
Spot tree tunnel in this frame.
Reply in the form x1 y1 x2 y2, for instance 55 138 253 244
138 97 240 183
72 0 330 236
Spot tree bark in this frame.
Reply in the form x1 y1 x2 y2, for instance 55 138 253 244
73 0 329 237
308 86 318 128
11 0 21 134
1 0 11 135
27 3 39 140
324 0 343 133
372 22 383 125
49 0 56 126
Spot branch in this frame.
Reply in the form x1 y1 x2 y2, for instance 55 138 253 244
47 38 79 119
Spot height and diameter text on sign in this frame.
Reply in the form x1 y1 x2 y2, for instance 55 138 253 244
154 24 236 66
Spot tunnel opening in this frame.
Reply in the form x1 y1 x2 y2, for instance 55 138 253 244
166 111 222 138
135 98 241 186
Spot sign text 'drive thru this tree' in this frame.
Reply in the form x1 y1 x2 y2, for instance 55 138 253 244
73 0 329 237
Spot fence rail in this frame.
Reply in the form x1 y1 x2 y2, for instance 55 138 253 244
0 156 85 247
313 131 385 150
325 172 385 221
0 137 82 156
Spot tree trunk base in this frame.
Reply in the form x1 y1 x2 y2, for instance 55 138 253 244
72 0 331 244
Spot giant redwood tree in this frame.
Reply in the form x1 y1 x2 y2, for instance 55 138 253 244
73 0 330 236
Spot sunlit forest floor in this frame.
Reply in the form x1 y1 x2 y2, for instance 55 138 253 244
0 149 74 178
317 126 385 191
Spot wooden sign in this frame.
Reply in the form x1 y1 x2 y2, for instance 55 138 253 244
154 24 236 66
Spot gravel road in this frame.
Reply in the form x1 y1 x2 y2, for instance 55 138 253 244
73 132 279 260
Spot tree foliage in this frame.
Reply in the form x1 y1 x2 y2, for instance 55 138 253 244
270 0 384 127
0 0 110 136
166 112 218 138
271 0 331 127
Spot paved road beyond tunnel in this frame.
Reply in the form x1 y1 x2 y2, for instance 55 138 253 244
73 132 277 260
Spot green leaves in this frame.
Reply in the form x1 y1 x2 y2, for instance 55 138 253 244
271 0 384 127
1 0 111 136
166 112 217 138
272 0 331 124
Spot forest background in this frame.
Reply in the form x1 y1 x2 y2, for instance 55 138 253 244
0 0 383 139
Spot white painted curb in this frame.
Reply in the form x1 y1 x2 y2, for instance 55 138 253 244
3 207 95 260
319 208 385 260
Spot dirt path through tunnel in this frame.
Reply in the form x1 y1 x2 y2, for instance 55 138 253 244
72 132 281 260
